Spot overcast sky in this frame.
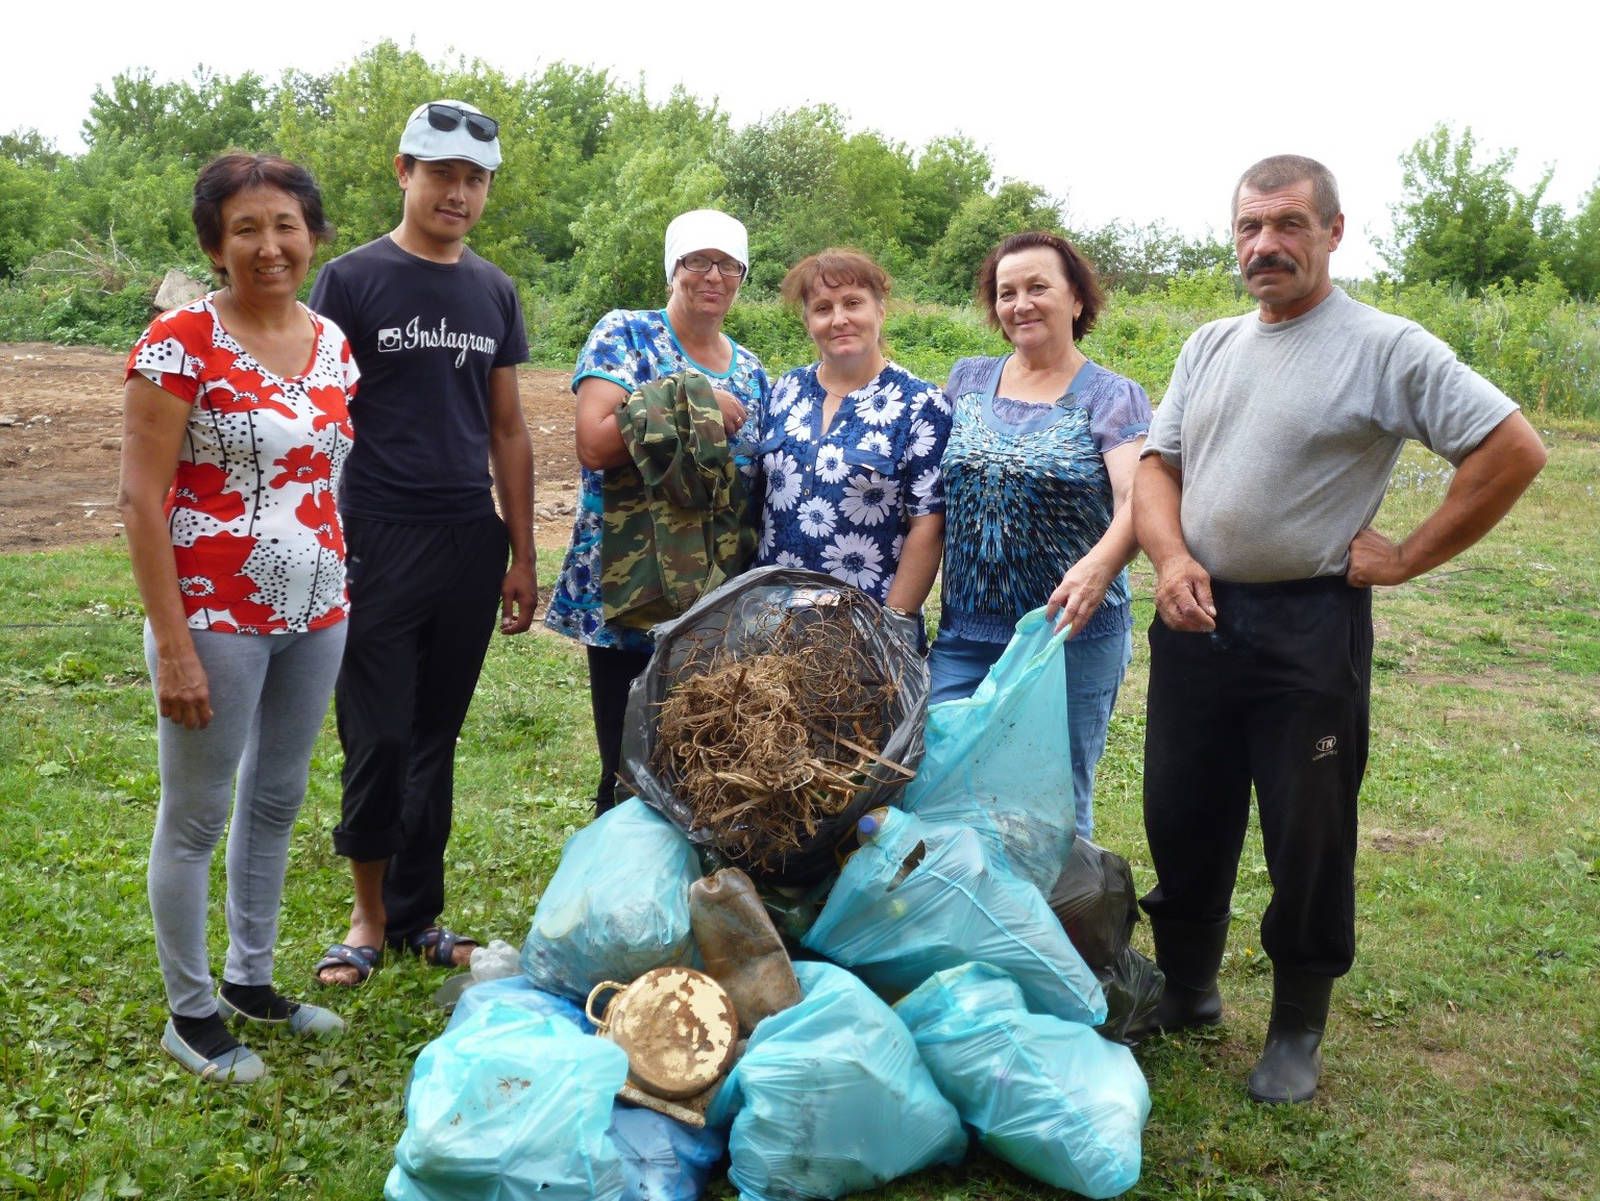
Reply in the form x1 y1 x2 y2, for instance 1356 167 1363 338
7 1 1596 279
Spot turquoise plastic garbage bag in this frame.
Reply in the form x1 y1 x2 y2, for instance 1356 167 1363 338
445 974 590 1036
896 963 1149 1199
520 798 699 1001
385 999 628 1201
802 808 1105 1024
610 1104 725 1201
706 960 966 1200
903 608 1074 894
439 993 721 1201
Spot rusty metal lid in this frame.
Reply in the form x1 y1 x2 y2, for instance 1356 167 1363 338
591 967 738 1099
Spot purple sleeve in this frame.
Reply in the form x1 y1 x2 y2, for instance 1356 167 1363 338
1086 372 1153 457
945 356 1001 401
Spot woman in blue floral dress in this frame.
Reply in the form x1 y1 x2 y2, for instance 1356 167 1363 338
545 209 769 813
929 231 1152 839
751 249 952 635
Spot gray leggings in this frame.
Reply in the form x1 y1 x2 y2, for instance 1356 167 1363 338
145 621 345 1017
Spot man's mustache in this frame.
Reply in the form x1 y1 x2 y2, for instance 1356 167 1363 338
1246 255 1296 278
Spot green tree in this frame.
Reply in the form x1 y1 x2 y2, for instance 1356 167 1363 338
712 107 854 291
84 68 275 162
924 181 1064 303
55 142 198 270
901 135 992 254
0 130 68 278
1382 124 1558 292
714 106 843 221
1559 178 1600 299
0 158 56 277
1 128 64 168
834 130 912 251
565 145 727 332
1070 220 1234 294
514 64 624 263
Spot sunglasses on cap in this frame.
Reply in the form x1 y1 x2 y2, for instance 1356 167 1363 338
425 104 499 142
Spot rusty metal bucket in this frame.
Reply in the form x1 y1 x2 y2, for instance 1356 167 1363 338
585 966 739 1101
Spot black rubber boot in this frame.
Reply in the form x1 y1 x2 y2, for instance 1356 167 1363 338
1125 915 1230 1043
1247 968 1333 1104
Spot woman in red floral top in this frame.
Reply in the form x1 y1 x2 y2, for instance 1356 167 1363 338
118 154 357 1084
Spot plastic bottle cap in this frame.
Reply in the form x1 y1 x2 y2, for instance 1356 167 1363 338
858 813 883 837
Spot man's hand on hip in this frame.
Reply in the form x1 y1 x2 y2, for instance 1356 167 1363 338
1345 527 1410 588
1154 554 1218 632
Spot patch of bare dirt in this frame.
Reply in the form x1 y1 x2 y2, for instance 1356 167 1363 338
1365 826 1446 853
0 343 581 552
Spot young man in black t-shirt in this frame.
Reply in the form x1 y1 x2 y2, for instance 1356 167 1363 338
309 100 536 987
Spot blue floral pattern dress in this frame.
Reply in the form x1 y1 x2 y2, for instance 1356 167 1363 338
750 361 951 604
545 308 769 651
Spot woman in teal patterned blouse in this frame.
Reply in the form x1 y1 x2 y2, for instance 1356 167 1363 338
929 231 1152 839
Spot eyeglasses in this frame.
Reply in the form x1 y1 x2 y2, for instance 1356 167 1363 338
678 253 747 279
425 103 499 142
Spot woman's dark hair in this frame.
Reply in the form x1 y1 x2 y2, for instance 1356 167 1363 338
192 154 334 280
976 231 1104 342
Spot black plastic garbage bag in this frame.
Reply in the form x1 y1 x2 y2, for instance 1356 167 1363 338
1096 945 1165 1046
1047 836 1140 972
620 565 928 887
1046 837 1165 1044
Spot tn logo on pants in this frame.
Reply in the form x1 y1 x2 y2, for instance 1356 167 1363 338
1312 734 1339 761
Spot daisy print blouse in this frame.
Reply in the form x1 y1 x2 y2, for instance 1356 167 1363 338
125 295 358 634
751 361 951 604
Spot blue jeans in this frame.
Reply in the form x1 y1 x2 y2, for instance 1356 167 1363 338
927 627 1133 839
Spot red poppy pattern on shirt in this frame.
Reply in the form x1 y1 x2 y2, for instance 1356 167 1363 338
127 295 359 634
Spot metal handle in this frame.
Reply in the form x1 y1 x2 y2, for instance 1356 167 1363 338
585 979 625 1030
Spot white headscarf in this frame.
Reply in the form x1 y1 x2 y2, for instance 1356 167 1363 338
663 210 749 282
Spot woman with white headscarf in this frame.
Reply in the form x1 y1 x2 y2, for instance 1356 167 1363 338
545 210 769 814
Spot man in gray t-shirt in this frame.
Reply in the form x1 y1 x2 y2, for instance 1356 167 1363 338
1129 155 1546 1105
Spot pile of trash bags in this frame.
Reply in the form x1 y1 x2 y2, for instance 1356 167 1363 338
384 596 1161 1201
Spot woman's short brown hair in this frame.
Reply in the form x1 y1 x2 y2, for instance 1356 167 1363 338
780 248 892 309
976 231 1104 342
192 153 334 280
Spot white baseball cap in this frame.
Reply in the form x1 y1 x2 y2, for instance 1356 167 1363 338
398 99 502 172
664 210 749 282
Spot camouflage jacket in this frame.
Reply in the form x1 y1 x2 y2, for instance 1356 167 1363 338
601 371 756 629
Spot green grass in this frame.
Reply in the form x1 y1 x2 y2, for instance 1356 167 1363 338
3 428 1599 1200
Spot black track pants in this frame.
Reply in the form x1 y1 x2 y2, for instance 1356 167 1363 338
1140 577 1372 977
332 514 506 943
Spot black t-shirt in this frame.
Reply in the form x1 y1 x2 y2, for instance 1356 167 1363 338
309 236 530 522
